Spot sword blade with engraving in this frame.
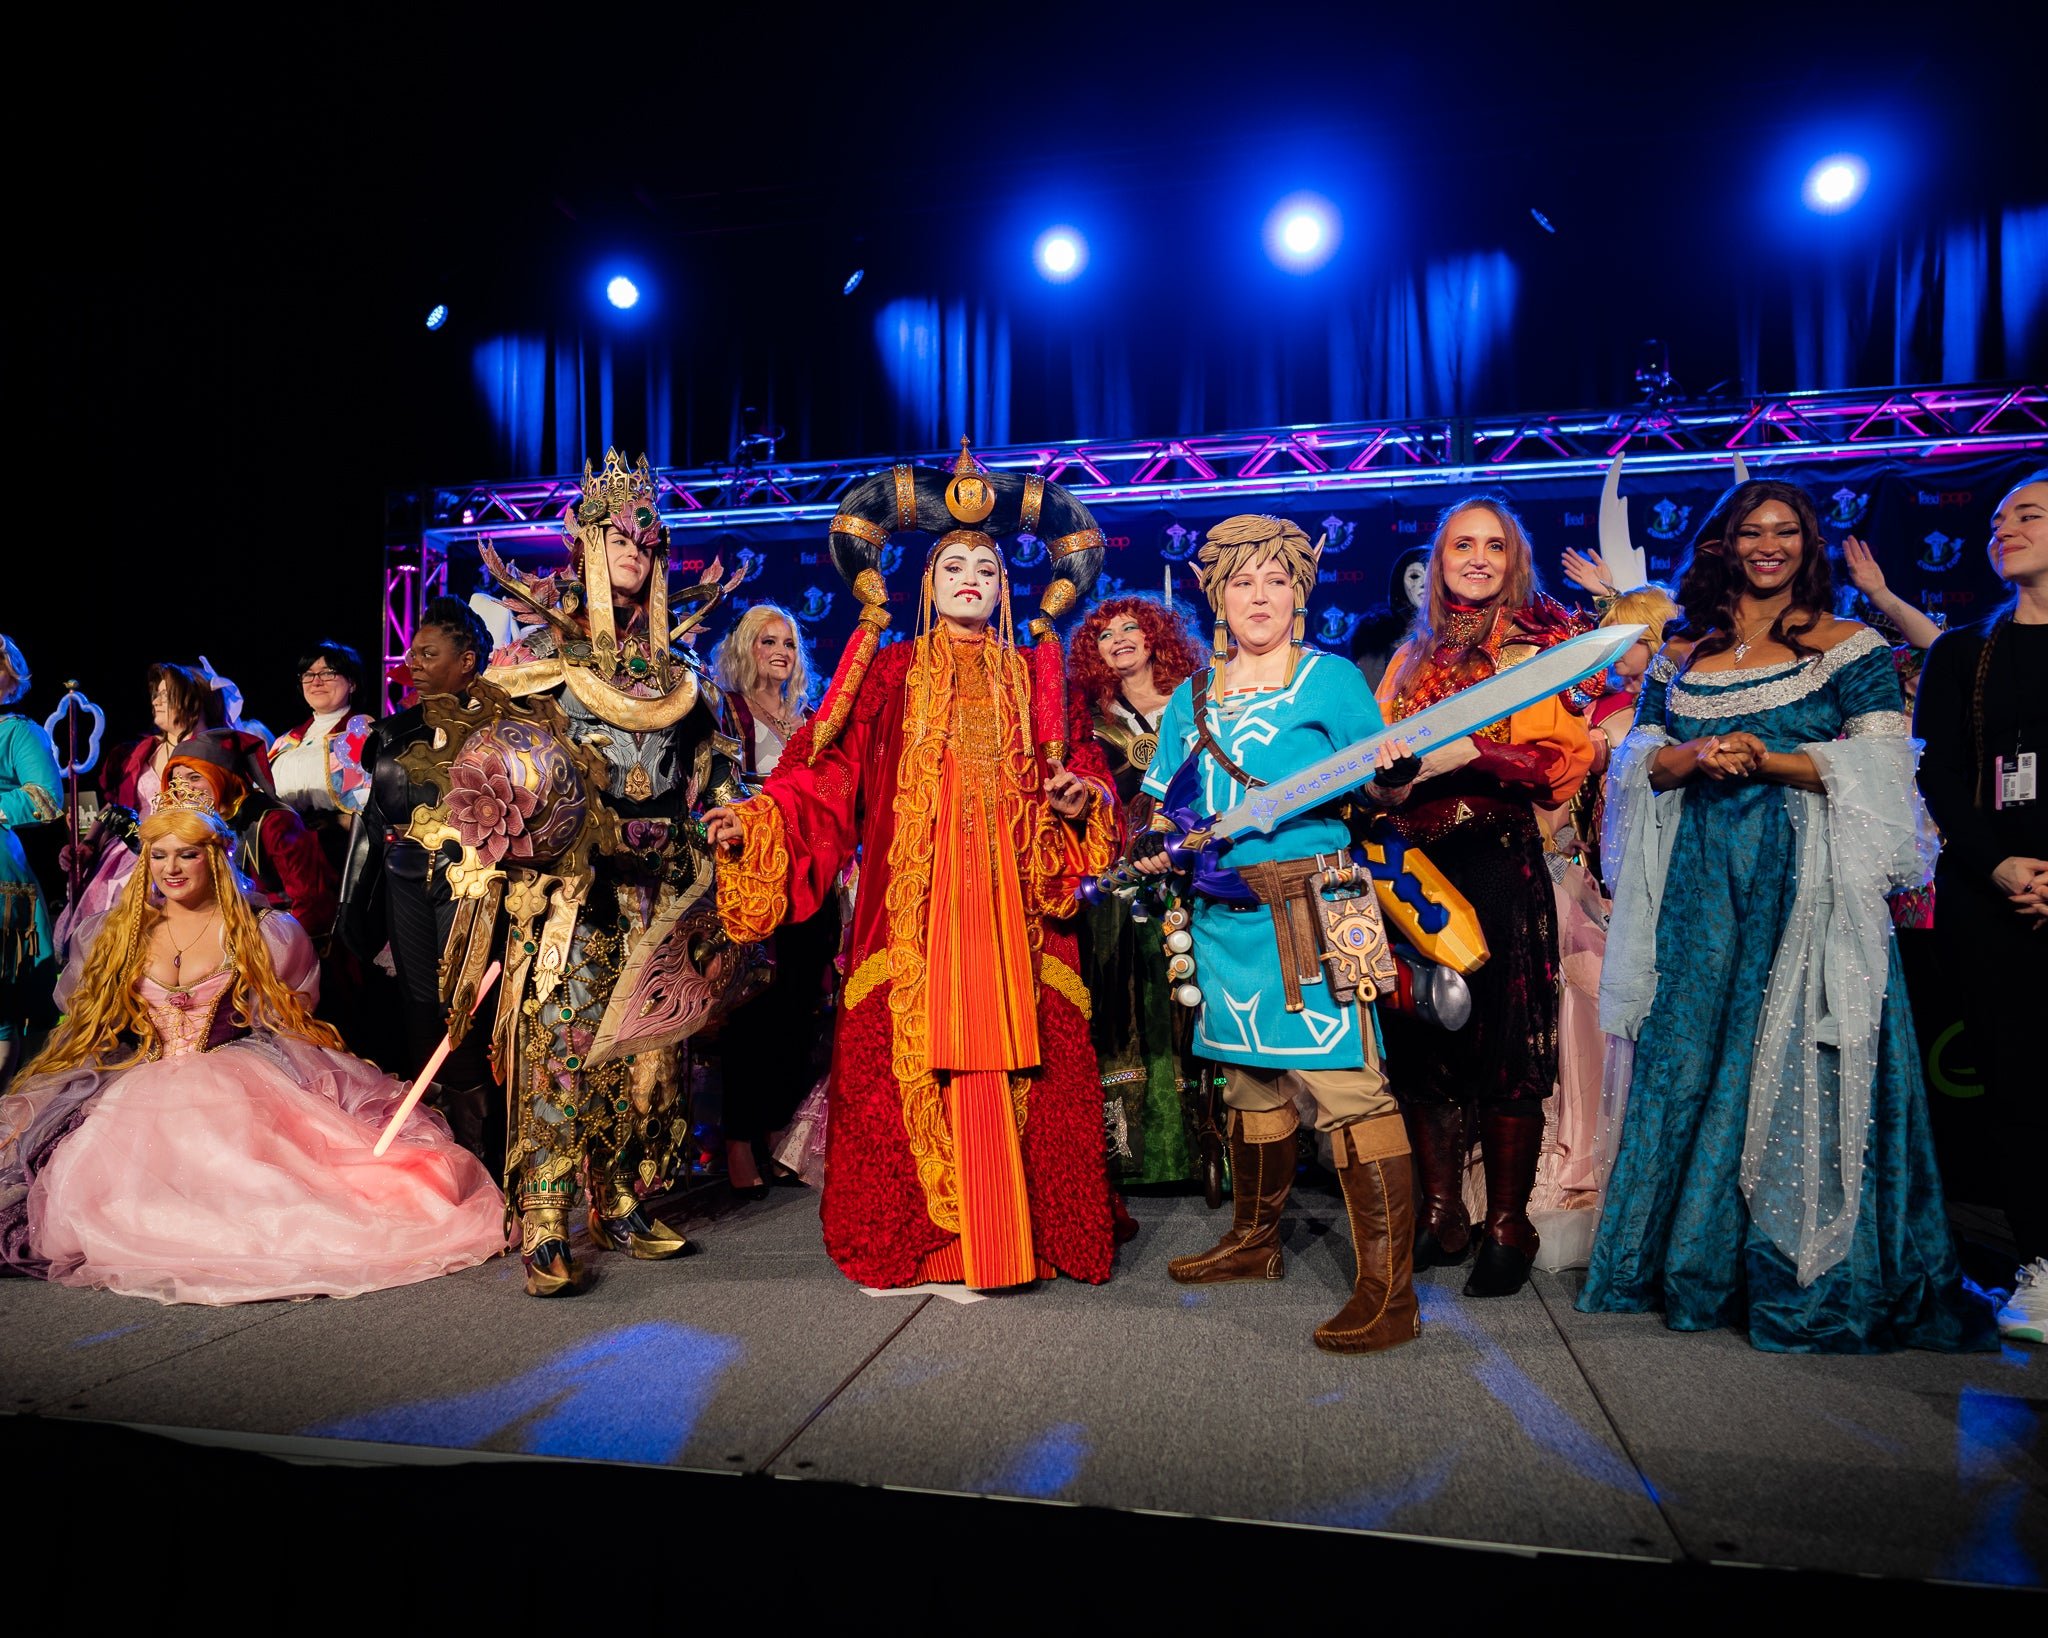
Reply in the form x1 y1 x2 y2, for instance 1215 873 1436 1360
1214 622 1645 838
1081 623 1642 901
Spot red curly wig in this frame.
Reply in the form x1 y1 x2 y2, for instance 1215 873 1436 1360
1068 596 1207 707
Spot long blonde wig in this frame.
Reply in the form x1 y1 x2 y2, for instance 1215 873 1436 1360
713 602 818 711
21 808 341 1077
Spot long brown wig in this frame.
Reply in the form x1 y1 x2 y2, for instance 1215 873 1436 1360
1388 494 1544 696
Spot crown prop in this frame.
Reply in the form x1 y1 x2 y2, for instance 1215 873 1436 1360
574 448 663 534
154 764 222 818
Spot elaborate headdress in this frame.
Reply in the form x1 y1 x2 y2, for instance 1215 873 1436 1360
1193 514 1324 689
561 448 674 686
807 438 1106 763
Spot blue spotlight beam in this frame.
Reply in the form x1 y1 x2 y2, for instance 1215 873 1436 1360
1803 154 1869 214
1034 226 1087 282
1265 192 1340 272
606 275 641 310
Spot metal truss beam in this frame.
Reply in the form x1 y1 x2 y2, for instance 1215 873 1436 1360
386 381 2043 689
409 381 2044 555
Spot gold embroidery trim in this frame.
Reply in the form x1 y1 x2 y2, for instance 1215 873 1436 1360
842 948 889 1013
714 795 790 943
1038 953 1091 1022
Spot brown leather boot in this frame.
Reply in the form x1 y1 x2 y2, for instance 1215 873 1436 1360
1404 1100 1472 1268
1168 1108 1296 1284
1315 1115 1422 1353
1464 1104 1543 1299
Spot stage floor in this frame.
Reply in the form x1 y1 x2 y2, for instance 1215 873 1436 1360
3 1182 2040 1589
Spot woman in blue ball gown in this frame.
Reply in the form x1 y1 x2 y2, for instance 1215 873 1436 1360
1581 480 1993 1353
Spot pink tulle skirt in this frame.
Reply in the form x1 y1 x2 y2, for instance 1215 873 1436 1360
28 1034 505 1304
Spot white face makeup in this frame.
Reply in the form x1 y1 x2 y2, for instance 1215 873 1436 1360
932 541 1004 629
1401 559 1428 611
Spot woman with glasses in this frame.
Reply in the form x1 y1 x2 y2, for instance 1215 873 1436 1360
269 643 373 853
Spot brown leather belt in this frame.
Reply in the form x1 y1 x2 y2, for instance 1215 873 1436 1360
1235 853 1396 1015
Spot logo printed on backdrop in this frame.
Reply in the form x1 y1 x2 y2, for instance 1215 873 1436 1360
1391 517 1422 535
878 540 906 576
1315 607 1365 648
1561 510 1588 528
1918 532 1963 573
1010 533 1049 569
1319 516 1357 556
1825 487 1871 528
799 586 836 621
1161 523 1201 562
1646 499 1693 542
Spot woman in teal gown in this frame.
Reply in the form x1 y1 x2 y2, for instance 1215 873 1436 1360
1 637 62 1087
1581 481 1993 1354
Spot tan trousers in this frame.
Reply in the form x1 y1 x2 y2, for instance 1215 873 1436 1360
1221 1030 1397 1140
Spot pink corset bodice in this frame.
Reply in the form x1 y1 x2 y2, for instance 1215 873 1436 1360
139 969 236 1058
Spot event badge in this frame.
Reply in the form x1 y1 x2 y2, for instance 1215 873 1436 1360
1994 751 2036 810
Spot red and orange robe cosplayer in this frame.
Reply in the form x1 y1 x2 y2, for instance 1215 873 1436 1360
718 630 1122 1289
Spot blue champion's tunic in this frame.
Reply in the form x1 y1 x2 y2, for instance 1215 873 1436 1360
1140 650 1384 1071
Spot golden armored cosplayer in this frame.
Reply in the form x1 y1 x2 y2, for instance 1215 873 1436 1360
439 448 759 1296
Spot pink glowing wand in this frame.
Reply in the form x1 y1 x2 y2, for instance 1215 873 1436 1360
373 961 502 1157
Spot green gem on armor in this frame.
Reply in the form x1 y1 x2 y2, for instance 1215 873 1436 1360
524 940 537 954
566 1055 582 1070
560 1006 574 1021
616 1098 628 1112
560 1104 576 1118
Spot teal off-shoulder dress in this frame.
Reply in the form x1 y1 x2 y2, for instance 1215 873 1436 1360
1580 627 1994 1353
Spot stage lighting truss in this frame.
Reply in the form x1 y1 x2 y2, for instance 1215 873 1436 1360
383 380 2044 707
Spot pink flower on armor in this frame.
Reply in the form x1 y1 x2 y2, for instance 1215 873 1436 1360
447 760 539 864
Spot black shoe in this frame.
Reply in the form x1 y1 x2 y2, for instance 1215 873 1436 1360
1462 1234 1535 1298
1414 1225 1476 1271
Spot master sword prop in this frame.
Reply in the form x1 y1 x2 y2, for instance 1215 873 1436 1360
1083 621 1644 898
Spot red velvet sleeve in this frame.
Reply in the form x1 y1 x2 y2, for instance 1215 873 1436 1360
760 707 873 926
260 808 341 941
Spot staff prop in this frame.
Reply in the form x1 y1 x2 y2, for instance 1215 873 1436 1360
373 960 502 1157
43 683 105 904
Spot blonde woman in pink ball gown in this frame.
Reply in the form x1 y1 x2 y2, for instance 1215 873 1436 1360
0 794 504 1305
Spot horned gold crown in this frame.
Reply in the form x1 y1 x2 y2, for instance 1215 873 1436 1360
576 448 659 526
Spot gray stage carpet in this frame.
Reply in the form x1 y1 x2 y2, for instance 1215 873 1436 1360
2 1184 2039 1587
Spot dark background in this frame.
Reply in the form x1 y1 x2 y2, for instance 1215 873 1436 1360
9 3 2045 745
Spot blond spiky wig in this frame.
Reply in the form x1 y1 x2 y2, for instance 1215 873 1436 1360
1194 515 1319 612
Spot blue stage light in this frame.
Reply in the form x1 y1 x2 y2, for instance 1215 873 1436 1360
424 303 449 331
1265 193 1340 272
606 275 641 310
842 268 865 295
1802 154 1868 214
1034 227 1087 282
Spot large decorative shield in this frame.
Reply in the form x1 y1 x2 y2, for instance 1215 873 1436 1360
445 719 588 866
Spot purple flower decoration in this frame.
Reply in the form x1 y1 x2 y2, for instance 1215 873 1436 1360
447 760 539 864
